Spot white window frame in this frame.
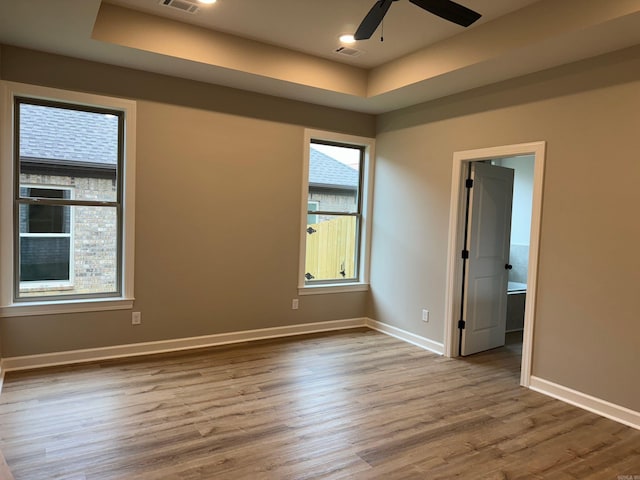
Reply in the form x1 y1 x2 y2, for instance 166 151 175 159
298 129 375 295
0 81 136 317
19 184 76 292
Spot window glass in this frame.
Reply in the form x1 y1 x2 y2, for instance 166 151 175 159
308 143 360 214
19 103 119 202
18 188 73 285
304 141 364 283
307 201 319 224
20 237 71 282
19 188 71 233
14 99 122 300
305 214 358 282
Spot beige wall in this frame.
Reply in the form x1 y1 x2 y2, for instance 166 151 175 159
371 46 640 411
0 46 374 357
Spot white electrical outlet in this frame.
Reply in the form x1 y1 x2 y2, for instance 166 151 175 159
132 311 142 325
422 309 429 322
292 299 299 310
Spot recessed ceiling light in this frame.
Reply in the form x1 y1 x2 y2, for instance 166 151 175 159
339 34 356 44
198 0 217 4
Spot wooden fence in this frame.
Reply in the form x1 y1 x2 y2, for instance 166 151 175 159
305 216 356 281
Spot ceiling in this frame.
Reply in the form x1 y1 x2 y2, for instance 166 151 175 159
1 0 639 113
107 0 540 69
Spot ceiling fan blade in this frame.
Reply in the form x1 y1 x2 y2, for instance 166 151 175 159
354 0 395 40
409 0 481 27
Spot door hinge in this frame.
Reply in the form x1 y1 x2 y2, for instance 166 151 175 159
461 249 469 259
458 320 466 329
465 178 474 189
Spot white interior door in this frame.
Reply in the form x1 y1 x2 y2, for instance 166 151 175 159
461 162 514 356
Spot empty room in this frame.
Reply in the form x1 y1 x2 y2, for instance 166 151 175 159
0 0 639 478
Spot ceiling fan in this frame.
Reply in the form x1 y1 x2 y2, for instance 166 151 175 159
354 0 482 40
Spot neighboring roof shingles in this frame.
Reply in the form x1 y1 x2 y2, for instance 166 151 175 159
309 147 358 189
19 103 118 165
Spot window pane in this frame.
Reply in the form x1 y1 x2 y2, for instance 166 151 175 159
18 206 119 298
21 187 70 200
20 237 70 282
305 215 358 282
307 201 319 224
19 103 119 202
308 143 361 214
19 204 71 234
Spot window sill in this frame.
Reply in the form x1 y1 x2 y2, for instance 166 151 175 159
0 297 134 317
298 283 369 296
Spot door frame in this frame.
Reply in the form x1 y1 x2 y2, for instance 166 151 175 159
443 142 546 387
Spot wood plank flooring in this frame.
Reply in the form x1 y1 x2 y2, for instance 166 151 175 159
0 328 638 479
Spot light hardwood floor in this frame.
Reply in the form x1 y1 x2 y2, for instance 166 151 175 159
0 328 638 479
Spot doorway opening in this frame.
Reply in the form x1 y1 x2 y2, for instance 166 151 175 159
444 142 546 387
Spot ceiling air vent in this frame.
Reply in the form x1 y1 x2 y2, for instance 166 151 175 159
159 0 200 14
334 46 363 58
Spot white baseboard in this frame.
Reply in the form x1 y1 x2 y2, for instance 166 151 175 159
365 318 444 355
530 376 640 431
2 318 368 372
